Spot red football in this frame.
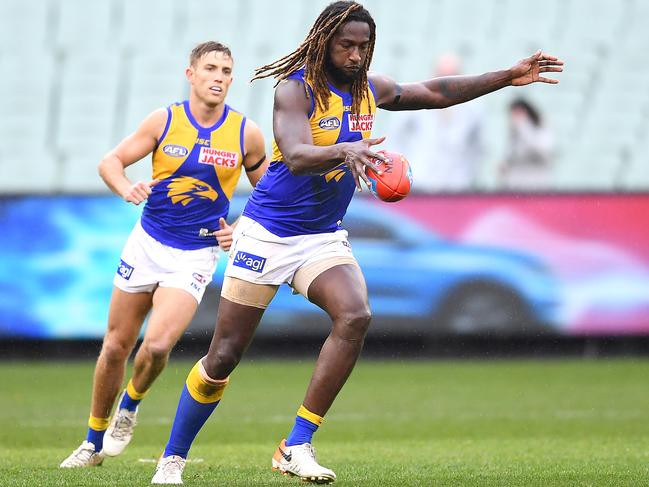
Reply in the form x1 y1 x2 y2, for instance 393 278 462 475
365 150 413 202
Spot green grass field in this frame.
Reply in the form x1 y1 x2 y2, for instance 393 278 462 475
1 358 648 486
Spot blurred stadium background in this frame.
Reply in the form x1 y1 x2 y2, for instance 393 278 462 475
2 0 649 192
1 1 649 485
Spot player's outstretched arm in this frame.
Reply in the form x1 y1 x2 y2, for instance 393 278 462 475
242 119 269 187
274 79 385 189
98 108 167 205
373 50 564 111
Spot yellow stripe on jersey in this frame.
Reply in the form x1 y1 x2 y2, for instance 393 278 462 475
152 104 199 181
297 404 324 426
185 359 229 404
271 76 376 162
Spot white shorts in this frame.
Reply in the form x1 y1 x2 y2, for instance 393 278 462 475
224 216 356 286
113 221 219 303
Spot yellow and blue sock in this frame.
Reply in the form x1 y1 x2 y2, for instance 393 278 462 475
86 415 109 452
119 379 147 412
285 405 323 446
163 359 229 459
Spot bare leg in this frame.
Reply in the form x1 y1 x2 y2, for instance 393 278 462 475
131 287 199 393
201 297 267 379
302 264 371 416
90 287 152 418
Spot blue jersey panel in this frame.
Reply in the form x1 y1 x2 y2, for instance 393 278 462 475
243 69 376 237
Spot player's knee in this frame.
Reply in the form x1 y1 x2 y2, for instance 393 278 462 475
203 344 242 379
335 308 372 338
99 339 133 364
141 340 173 364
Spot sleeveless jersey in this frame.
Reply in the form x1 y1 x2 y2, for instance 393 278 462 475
140 100 246 250
242 68 377 237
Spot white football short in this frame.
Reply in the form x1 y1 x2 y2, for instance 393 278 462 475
113 221 218 303
224 216 357 287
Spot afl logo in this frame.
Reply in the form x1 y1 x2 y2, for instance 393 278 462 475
319 116 341 130
162 144 189 157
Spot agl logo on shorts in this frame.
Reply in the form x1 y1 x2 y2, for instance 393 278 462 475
198 147 239 168
232 251 266 273
117 259 134 280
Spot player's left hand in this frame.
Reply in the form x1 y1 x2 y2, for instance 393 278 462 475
214 217 233 251
510 50 564 86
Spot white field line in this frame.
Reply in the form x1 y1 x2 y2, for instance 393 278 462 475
138 458 204 463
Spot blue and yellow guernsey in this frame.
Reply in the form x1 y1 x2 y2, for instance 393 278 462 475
243 68 377 237
141 100 246 250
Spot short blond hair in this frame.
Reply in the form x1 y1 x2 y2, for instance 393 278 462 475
190 41 232 66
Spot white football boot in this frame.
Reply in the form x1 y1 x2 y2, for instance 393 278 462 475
151 455 186 485
272 439 336 484
103 392 138 457
59 440 105 468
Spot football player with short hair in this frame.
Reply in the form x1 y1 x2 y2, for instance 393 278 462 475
60 41 267 469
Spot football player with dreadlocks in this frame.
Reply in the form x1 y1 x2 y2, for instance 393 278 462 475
152 2 562 484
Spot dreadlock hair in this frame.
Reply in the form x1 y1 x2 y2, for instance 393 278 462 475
252 1 376 116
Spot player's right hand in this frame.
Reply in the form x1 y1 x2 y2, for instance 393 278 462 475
123 179 159 205
343 136 387 192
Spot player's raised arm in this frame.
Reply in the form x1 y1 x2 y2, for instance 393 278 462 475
274 79 384 188
241 119 269 187
374 50 564 111
98 108 167 204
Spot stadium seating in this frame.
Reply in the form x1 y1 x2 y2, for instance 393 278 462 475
0 0 647 193
55 0 115 52
0 48 57 192
0 0 52 52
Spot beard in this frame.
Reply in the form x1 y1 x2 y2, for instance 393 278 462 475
325 55 362 85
